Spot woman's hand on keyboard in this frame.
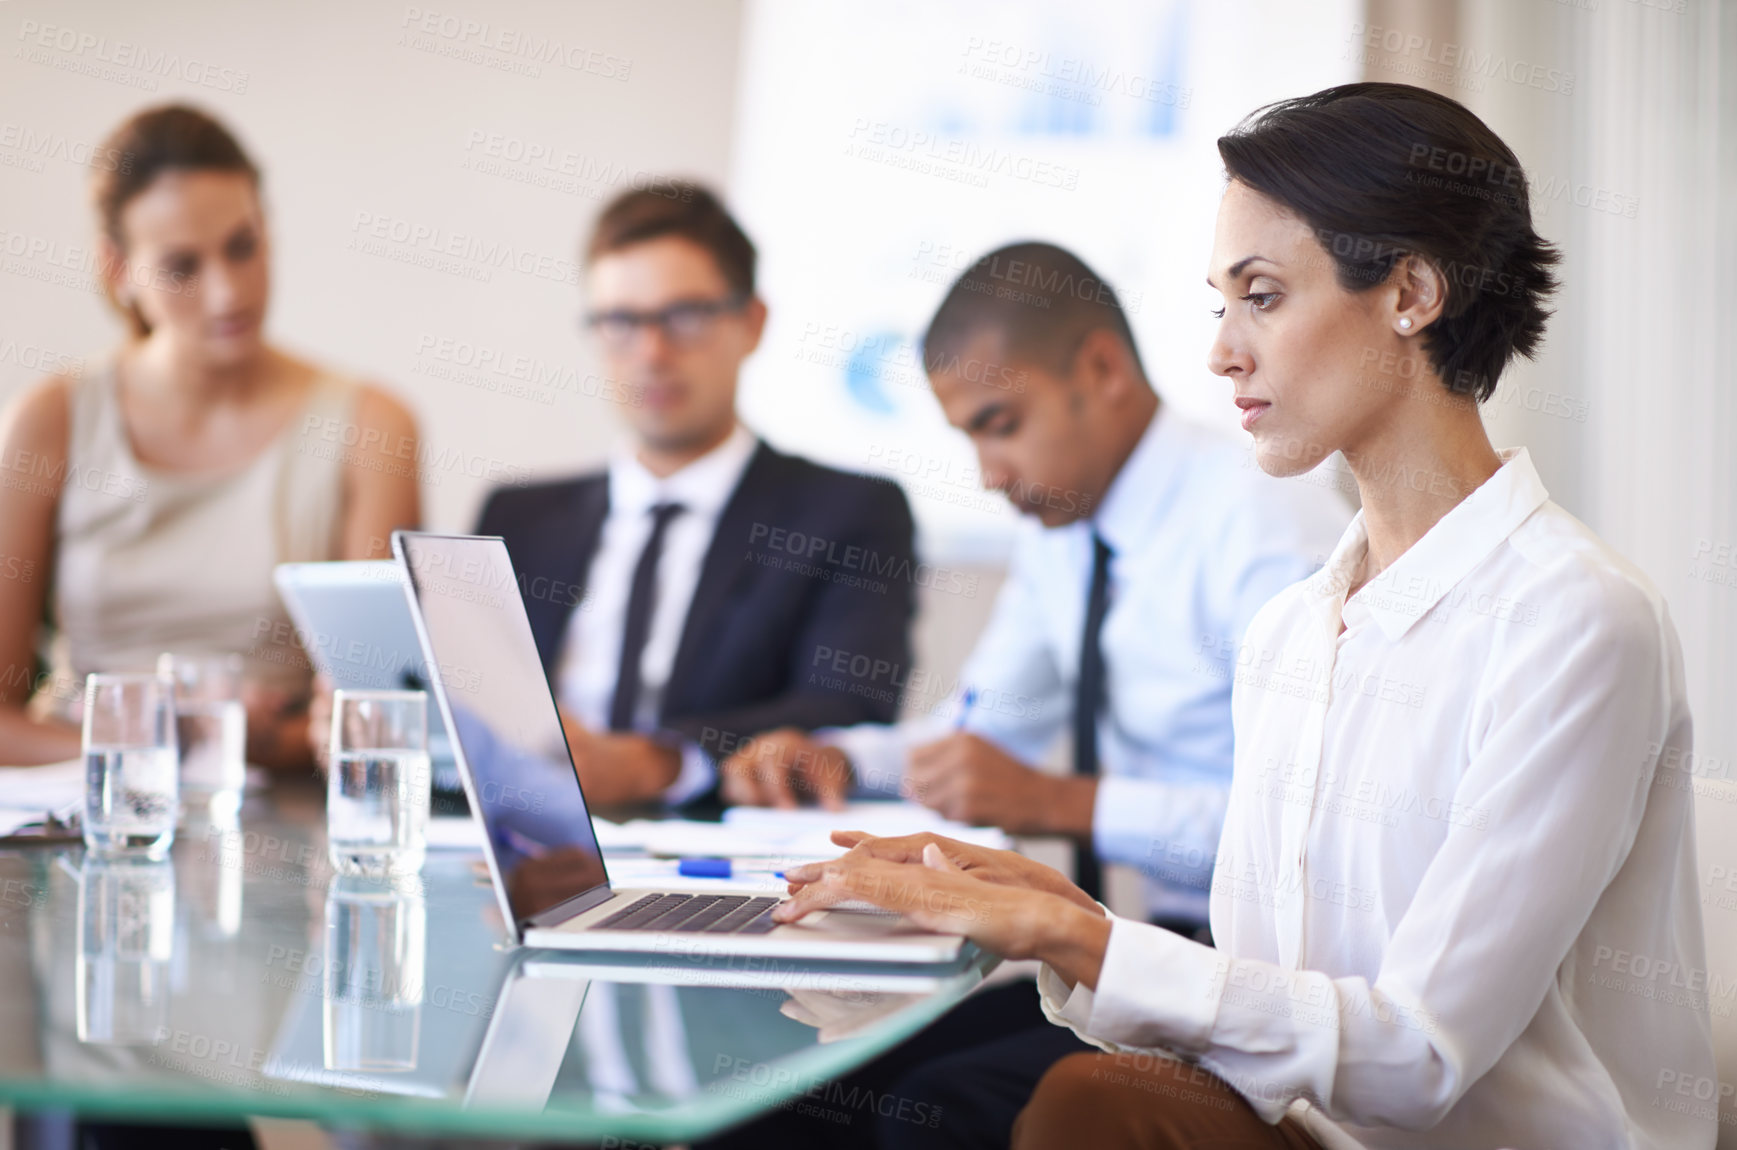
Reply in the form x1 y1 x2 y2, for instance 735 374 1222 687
772 835 1110 980
812 830 1103 913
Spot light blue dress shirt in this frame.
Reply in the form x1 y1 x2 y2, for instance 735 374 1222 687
829 404 1352 922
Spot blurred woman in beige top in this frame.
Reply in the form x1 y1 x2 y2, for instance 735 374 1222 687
0 105 420 768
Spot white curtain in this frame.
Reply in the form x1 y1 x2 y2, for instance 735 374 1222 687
1373 0 1737 1134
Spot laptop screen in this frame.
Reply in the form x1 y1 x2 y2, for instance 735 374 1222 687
396 533 608 925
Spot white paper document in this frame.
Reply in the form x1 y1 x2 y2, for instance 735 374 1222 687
0 760 84 835
632 802 1010 862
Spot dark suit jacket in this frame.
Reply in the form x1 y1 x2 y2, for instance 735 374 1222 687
474 441 917 768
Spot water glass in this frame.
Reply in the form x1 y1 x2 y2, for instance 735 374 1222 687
323 873 425 1072
83 672 179 857
76 855 175 1045
327 690 429 879
157 653 247 812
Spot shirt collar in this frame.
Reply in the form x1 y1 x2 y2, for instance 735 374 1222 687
607 423 758 520
1306 446 1550 641
1089 404 1183 557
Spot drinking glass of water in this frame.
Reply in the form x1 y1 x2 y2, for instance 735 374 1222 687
327 690 429 879
157 652 247 815
83 672 179 858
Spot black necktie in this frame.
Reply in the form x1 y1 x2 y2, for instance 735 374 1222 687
608 502 685 732
1072 532 1113 901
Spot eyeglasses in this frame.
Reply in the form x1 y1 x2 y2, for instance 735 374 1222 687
583 295 748 349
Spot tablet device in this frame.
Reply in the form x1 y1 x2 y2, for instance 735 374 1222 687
272 560 459 790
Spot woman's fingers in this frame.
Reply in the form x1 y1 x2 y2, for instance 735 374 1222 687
785 836 900 883
776 857 900 920
772 854 994 939
829 830 952 863
923 842 961 873
785 832 998 892
782 856 833 884
773 863 865 921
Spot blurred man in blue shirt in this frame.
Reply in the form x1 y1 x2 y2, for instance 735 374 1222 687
709 242 1350 1150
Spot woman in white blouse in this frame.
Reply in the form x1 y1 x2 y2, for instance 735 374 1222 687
773 82 1715 1149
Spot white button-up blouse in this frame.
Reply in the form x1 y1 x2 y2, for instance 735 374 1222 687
1039 448 1716 1150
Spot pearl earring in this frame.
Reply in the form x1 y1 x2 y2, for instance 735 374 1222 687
1398 317 1413 331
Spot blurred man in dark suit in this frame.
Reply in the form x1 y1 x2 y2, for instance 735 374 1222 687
477 184 916 806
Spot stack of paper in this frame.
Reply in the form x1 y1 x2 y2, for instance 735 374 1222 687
0 759 84 837
601 856 788 894
722 802 1011 847
625 802 1009 862
363 801 1013 869
595 803 1011 896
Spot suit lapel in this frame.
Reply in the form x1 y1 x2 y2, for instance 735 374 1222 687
662 443 781 716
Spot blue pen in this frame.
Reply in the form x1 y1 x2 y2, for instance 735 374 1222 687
954 687 978 731
677 858 788 880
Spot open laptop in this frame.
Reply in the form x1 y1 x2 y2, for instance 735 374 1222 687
391 531 967 964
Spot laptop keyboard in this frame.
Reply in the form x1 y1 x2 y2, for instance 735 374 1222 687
595 893 781 935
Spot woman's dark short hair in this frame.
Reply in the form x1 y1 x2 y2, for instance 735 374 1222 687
1218 82 1559 401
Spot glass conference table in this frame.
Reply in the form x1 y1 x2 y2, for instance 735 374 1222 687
0 782 994 1144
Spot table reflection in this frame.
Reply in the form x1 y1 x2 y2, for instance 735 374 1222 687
322 873 426 1073
182 802 244 940
11 799 987 1143
780 985 927 1043
76 855 175 1045
484 955 970 1117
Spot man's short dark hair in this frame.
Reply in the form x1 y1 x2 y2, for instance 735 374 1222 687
1217 82 1560 401
921 242 1146 380
585 181 756 298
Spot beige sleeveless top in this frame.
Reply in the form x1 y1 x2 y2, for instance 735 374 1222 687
34 362 355 718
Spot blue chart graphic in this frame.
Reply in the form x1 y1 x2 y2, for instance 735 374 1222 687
953 1 1192 143
830 5 1192 421
842 330 911 416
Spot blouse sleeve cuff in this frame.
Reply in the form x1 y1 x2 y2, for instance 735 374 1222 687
1037 959 1094 1024
1079 915 1228 1054
1035 960 1124 1056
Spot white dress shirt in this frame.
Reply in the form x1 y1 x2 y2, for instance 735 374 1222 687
830 405 1351 920
555 423 757 802
1038 448 1716 1149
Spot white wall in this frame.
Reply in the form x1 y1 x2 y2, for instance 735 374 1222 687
0 0 744 532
